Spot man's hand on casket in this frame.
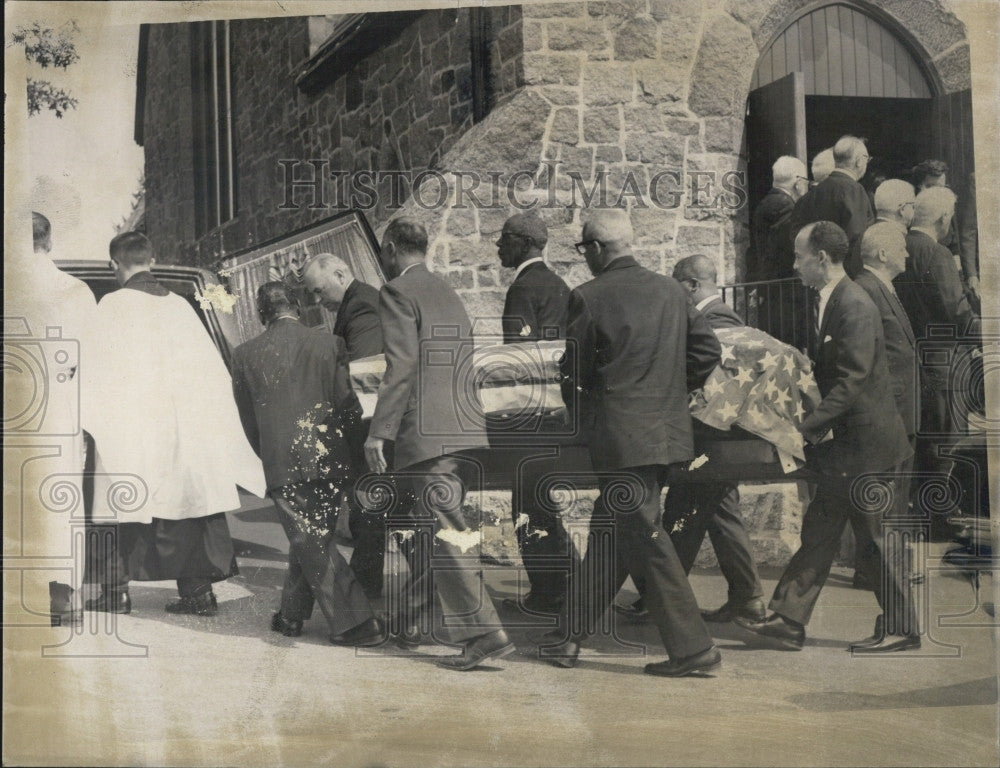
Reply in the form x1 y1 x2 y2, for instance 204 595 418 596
364 436 388 474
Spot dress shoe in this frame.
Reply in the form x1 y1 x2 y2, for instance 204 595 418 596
734 613 805 650
644 646 722 677
613 597 648 621
536 630 581 668
393 623 422 649
165 591 218 616
851 634 921 653
85 590 132 615
270 611 303 637
848 614 884 649
436 629 515 671
329 617 386 647
701 597 766 623
502 592 561 615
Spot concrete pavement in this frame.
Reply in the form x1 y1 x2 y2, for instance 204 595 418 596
4 497 998 767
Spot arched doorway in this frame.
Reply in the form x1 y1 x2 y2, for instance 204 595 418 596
744 0 975 215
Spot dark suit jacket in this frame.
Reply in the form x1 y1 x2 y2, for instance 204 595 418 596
748 187 795 281
853 269 917 437
790 170 874 277
560 256 721 472
502 261 570 344
369 264 488 470
802 277 911 477
896 230 980 341
231 318 362 491
699 296 745 330
334 280 384 361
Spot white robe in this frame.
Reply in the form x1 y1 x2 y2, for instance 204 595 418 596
87 286 266 525
3 249 98 618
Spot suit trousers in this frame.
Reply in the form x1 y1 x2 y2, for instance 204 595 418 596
393 454 503 644
662 482 764 602
511 453 577 602
272 481 374 636
770 469 915 633
566 465 714 660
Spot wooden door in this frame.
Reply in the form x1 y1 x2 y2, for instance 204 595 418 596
746 72 807 216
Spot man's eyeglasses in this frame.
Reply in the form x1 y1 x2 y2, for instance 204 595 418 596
574 239 601 255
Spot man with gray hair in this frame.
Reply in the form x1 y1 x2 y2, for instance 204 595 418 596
789 135 875 277
873 179 916 232
747 155 809 282
897 186 980 517
302 253 383 361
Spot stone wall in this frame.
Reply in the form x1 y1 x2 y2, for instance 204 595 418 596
141 7 523 267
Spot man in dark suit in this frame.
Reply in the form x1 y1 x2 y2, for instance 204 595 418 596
747 156 809 282
303 253 386 597
895 186 981 517
303 254 383 361
540 210 723 677
789 135 875 278
617 254 765 625
736 222 916 653
231 282 381 645
495 212 573 614
363 217 512 671
852 223 919 640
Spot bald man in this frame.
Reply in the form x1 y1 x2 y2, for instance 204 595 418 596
896 187 981 520
541 210 723 677
789 135 876 278
873 179 916 233
303 254 383 361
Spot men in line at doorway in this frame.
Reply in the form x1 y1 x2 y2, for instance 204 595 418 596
494 212 574 616
303 253 386 601
789 135 876 279
894 186 981 521
909 160 979 303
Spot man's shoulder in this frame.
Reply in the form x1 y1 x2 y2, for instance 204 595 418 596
510 263 569 293
352 280 381 307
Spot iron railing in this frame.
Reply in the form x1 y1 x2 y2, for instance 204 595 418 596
720 277 817 354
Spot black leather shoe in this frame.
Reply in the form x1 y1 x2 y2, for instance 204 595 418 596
165 591 217 616
851 634 921 653
613 598 648 621
436 629 515 671
645 646 722 677
701 597 766 623
536 631 581 668
270 611 303 637
49 581 82 626
85 590 132 615
394 623 422 649
848 614 884 649
330 617 386 647
734 613 804 650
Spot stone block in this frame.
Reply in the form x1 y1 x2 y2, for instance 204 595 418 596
477 266 500 288
934 44 972 93
539 86 580 106
595 144 624 163
582 61 635 105
446 207 477 237
582 106 621 144
445 89 550 173
447 239 487 270
688 13 758 118
631 207 677 245
675 224 722 256
550 107 581 145
445 269 475 290
588 0 646 18
497 22 523 62
523 2 587 19
613 16 659 60
524 53 583 86
547 20 609 52
634 60 686 104
624 104 664 133
703 116 744 153
559 145 596 181
624 131 686 165
523 20 544 52
664 116 700 137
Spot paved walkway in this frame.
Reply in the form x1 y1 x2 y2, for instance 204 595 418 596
4 501 997 767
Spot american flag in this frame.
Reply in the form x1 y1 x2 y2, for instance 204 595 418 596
690 326 822 463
